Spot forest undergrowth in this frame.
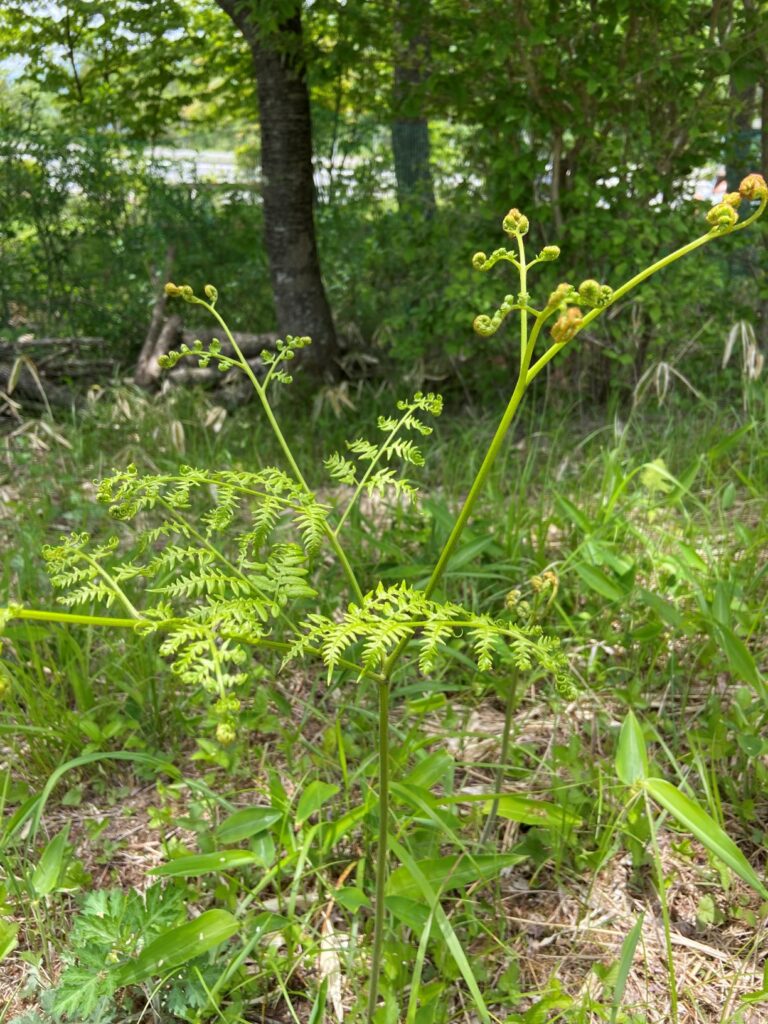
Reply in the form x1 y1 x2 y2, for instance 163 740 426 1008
1 376 767 1023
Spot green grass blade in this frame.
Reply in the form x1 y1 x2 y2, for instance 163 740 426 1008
405 902 437 1024
308 977 328 1024
644 778 768 899
610 913 644 1024
388 836 490 1024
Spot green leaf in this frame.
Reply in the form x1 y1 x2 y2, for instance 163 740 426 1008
445 536 498 572
321 798 375 851
295 780 339 826
555 495 593 533
714 623 761 690
573 563 626 602
335 886 371 913
149 850 258 878
402 750 454 789
676 543 708 573
611 914 643 1024
0 919 18 960
583 539 634 577
386 894 432 931
644 778 768 899
636 588 685 630
31 825 70 896
215 806 282 844
490 795 582 829
615 712 649 786
386 852 525 901
250 831 276 867
115 908 239 985
707 423 754 461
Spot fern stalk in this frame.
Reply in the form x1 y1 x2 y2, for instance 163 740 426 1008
479 670 519 846
367 678 391 1024
201 300 365 606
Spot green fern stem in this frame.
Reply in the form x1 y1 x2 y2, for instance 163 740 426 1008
423 316 546 604
3 607 141 629
79 551 142 620
0 606 386 684
516 229 528 364
199 301 365 606
366 249 543 1022
367 677 390 1024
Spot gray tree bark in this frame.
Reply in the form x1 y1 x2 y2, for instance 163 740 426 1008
214 0 340 380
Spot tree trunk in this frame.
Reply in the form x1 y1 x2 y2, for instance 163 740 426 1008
135 246 175 388
391 0 436 214
725 79 756 191
214 0 340 381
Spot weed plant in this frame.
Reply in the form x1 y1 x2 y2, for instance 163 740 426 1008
1 176 768 1022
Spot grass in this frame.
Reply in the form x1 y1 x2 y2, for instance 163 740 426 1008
1 382 767 1023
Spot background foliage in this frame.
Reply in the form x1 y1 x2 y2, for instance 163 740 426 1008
0 0 765 400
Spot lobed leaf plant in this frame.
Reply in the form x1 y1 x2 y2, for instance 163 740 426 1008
2 174 767 1020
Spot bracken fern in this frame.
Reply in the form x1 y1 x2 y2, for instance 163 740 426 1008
2 176 767 1022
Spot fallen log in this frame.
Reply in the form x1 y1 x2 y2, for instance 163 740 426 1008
0 359 75 409
0 336 105 350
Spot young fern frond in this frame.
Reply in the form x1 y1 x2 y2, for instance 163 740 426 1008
41 464 327 710
288 580 573 691
418 619 457 674
96 464 329 556
346 438 379 462
469 621 501 673
324 452 358 485
327 392 443 533
42 534 140 616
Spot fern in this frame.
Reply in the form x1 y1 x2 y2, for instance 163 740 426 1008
289 581 573 690
346 438 379 462
324 451 358 485
326 392 443 531
41 468 327 703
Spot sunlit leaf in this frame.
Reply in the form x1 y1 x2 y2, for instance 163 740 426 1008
644 778 768 899
615 711 648 786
